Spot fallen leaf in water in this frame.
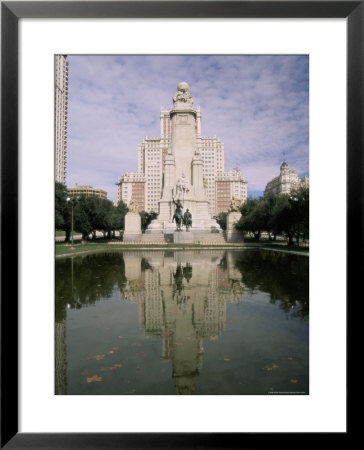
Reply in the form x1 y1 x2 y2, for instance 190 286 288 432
272 364 279 369
136 351 146 357
266 367 273 371
107 350 115 355
290 379 298 384
114 363 122 368
101 366 117 372
224 356 230 361
82 354 93 361
94 354 105 361
81 369 88 376
209 335 218 341
113 347 119 350
86 375 102 383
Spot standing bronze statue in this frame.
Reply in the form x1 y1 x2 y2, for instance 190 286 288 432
183 209 192 231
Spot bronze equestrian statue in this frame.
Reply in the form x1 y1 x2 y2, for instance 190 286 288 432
173 199 183 231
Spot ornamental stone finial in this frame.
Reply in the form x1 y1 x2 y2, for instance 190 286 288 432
173 81 193 107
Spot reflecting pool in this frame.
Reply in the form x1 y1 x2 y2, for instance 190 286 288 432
55 249 308 395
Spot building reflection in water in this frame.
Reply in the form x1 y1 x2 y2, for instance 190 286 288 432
121 250 245 394
56 250 308 395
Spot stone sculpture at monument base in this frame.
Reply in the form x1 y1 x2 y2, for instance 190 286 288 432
226 211 243 243
123 208 142 242
172 231 194 244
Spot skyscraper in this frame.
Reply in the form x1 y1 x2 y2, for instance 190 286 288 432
55 55 69 184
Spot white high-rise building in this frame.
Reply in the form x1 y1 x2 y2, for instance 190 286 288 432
116 82 247 217
55 55 69 184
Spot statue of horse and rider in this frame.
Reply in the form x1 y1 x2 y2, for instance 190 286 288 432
172 199 192 231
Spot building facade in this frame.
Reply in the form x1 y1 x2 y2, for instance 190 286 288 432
116 83 247 216
216 168 247 214
55 55 69 185
264 161 309 196
67 185 107 199
116 173 146 211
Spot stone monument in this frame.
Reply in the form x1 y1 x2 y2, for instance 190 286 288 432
226 197 243 242
147 82 221 235
123 199 142 242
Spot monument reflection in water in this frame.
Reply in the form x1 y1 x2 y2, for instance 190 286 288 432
55 250 309 395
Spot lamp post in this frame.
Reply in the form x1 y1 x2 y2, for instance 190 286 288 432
66 197 74 247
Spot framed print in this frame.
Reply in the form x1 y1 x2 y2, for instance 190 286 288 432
1 0 358 447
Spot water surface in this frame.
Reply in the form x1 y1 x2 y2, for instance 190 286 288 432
55 249 308 395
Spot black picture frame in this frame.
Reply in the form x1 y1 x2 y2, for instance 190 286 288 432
1 1 358 448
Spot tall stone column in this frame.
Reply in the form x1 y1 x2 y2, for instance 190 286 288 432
161 153 175 200
159 153 175 220
169 81 197 183
192 151 204 193
170 109 197 182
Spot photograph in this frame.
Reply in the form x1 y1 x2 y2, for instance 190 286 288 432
55 55 309 396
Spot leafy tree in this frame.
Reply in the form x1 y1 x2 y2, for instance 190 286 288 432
236 197 266 241
55 182 71 241
113 200 128 237
270 186 309 246
288 185 309 244
73 197 93 240
215 212 228 231
140 210 158 232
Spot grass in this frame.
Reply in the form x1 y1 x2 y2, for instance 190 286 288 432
55 239 309 258
55 230 82 237
55 242 117 256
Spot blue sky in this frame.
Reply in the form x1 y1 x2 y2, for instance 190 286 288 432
66 55 309 201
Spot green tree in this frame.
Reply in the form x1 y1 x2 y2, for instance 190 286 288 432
271 194 295 245
270 186 309 246
113 200 128 237
289 185 309 244
73 197 93 240
215 212 228 231
55 182 71 241
236 197 266 241
140 210 158 232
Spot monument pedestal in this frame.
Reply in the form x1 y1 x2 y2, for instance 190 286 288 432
123 213 142 242
173 231 194 244
226 211 243 243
